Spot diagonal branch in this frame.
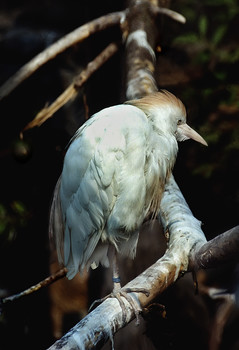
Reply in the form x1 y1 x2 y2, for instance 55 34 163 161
0 6 185 102
21 42 120 133
1 268 67 307
46 175 238 349
0 11 125 101
47 176 206 350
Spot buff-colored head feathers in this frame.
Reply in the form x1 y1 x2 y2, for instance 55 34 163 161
125 90 186 117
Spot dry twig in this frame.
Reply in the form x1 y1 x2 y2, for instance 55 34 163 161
0 5 185 102
0 11 125 101
1 268 67 307
22 42 120 133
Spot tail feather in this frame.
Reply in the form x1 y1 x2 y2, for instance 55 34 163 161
117 231 139 259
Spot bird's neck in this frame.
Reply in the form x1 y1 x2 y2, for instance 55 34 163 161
148 129 178 177
144 129 178 219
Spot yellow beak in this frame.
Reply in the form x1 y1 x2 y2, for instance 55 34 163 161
177 123 208 146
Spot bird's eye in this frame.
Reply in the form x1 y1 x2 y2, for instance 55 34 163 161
177 119 182 125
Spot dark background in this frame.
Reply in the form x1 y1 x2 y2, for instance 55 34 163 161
0 0 239 349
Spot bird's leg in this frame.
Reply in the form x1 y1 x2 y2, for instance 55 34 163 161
89 249 150 325
112 250 121 291
111 251 144 325
107 249 151 324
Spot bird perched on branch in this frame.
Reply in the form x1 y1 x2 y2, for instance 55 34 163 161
50 90 207 318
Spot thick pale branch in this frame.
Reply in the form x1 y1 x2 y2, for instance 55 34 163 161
48 175 207 350
123 0 207 262
124 1 185 99
189 225 239 270
0 11 125 101
48 179 239 349
22 42 120 132
125 1 159 99
159 176 207 266
47 258 179 350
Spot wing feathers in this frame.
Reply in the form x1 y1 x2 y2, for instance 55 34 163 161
51 104 153 279
49 176 64 265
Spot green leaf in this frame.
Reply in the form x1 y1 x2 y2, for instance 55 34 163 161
198 15 208 38
173 33 199 45
11 200 27 215
212 25 227 46
213 70 227 81
0 204 8 234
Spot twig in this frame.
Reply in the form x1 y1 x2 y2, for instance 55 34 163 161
0 4 186 102
151 5 186 24
209 294 235 350
1 267 67 306
0 11 125 101
21 42 120 133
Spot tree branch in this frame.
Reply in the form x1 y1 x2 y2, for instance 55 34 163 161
47 192 238 350
189 225 239 271
1 268 67 307
21 42 120 133
47 176 207 350
0 5 185 102
47 0 208 347
0 11 125 101
125 0 159 99
150 5 186 23
3 1 236 349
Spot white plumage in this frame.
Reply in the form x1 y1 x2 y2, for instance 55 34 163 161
50 90 207 280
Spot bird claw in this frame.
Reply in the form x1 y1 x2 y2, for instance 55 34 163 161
88 287 150 325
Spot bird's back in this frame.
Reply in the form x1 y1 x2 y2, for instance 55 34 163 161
50 103 177 279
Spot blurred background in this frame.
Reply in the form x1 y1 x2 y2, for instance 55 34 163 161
0 0 239 349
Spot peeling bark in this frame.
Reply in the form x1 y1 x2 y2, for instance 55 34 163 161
125 1 158 99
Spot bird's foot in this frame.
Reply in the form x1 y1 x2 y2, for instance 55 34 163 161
89 287 150 325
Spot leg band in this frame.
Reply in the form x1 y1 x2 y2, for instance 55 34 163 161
112 277 121 283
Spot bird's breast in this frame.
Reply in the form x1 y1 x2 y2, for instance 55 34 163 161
144 135 178 219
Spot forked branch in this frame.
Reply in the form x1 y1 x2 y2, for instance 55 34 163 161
47 175 238 349
0 5 185 102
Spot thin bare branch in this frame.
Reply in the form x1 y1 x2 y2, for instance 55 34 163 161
1 268 67 306
152 5 186 23
0 11 125 101
209 294 235 350
22 42 120 133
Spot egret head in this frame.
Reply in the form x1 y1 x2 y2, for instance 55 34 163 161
126 90 207 146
